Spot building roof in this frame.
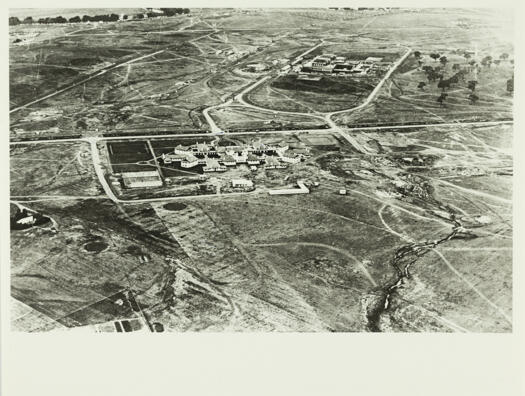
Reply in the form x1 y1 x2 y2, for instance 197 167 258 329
184 153 199 163
222 155 236 163
121 170 160 178
289 148 309 155
205 158 221 168
252 140 266 150
334 64 353 71
122 170 162 188
265 156 280 166
231 178 253 186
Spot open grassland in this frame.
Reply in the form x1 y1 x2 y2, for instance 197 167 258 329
10 142 102 197
246 74 380 113
209 106 329 131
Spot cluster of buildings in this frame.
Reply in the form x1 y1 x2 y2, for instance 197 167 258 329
300 53 386 76
161 139 310 172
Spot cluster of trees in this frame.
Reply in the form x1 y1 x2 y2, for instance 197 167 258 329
9 8 190 26
10 13 119 25
415 49 514 107
159 8 190 16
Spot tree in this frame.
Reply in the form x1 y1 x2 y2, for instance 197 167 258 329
481 55 493 67
417 81 426 90
437 78 451 92
455 69 467 82
500 53 509 61
161 8 191 16
467 80 478 91
22 16 33 24
69 16 81 23
493 59 501 66
437 93 448 107
469 93 479 104
452 63 461 71
430 53 440 62
414 50 422 59
82 15 92 22
426 70 438 82
464 53 471 61
507 77 514 94
439 55 448 66
9 16 21 25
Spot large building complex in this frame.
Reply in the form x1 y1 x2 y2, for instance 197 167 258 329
161 139 310 172
300 53 387 76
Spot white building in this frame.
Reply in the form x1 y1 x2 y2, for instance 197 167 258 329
203 158 226 172
181 154 200 168
231 179 254 188
269 181 310 195
121 170 163 188
16 215 36 225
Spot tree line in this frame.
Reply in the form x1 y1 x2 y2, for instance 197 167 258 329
9 8 190 26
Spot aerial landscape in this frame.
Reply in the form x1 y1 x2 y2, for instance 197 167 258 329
9 7 513 332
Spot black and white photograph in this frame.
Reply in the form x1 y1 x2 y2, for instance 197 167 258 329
2 2 524 395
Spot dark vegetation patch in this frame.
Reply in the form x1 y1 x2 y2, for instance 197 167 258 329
316 153 364 179
164 202 187 211
388 145 427 152
271 74 374 95
84 240 109 253
107 141 153 164
112 164 157 173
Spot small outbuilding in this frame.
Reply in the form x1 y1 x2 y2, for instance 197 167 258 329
231 179 254 188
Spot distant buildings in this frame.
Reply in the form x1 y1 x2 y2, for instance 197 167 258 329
301 53 386 76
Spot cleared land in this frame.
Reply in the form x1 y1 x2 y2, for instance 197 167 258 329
10 8 513 332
